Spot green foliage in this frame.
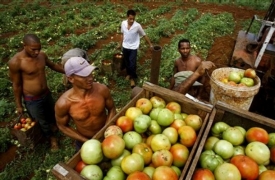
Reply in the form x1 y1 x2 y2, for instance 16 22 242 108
0 128 11 153
0 99 15 121
241 19 262 34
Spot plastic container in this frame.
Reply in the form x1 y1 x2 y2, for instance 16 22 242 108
209 67 261 110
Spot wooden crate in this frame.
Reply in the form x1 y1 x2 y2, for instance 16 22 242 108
10 119 42 148
52 82 213 180
185 101 275 179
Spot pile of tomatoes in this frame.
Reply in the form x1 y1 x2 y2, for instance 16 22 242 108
13 117 36 131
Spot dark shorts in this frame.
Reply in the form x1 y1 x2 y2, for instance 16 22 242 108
122 48 138 79
75 140 83 152
23 90 56 137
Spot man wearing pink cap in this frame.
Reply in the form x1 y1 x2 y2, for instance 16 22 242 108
55 57 116 150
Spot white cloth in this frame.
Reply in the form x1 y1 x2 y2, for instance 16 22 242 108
174 71 203 87
121 20 146 50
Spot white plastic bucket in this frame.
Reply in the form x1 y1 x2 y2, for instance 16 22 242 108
209 67 261 110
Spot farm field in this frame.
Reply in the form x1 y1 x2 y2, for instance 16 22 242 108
0 0 271 179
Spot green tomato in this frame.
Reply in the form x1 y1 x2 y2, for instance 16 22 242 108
134 114 151 133
211 122 230 138
103 166 125 180
199 150 224 172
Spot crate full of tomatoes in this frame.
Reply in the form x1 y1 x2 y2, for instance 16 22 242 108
185 101 275 180
10 115 42 148
52 82 214 180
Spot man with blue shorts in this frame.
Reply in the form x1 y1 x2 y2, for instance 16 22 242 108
8 34 64 151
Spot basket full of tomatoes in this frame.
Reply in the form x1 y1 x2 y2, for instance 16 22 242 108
10 114 42 148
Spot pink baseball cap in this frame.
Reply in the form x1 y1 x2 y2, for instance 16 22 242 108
64 57 97 77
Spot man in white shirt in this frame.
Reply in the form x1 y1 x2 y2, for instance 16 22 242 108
119 9 153 88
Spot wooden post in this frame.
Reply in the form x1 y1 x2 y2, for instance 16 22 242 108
150 45 162 85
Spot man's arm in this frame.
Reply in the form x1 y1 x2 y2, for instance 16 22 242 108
169 61 178 90
8 59 24 115
55 99 89 143
143 35 153 49
44 52 64 73
104 88 116 124
173 61 215 94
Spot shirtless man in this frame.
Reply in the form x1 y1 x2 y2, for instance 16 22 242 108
170 39 215 97
8 34 64 151
55 57 116 150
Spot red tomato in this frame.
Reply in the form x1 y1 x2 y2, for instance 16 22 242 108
258 170 275 180
170 143 189 168
270 146 275 164
14 123 22 130
116 116 134 133
152 166 178 180
126 171 151 180
230 155 259 179
178 125 197 147
192 168 215 180
101 135 125 159
20 118 26 124
132 143 153 165
245 127 269 144
75 160 87 173
152 150 173 167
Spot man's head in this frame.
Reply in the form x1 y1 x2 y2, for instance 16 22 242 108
64 57 97 77
127 9 136 25
178 39 191 58
23 34 41 58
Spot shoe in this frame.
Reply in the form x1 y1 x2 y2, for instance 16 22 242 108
125 75 130 80
130 79 136 88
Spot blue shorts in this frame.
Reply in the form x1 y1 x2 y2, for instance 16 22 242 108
24 90 56 137
75 140 83 152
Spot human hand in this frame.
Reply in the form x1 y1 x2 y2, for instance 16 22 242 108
196 61 215 76
16 107 23 115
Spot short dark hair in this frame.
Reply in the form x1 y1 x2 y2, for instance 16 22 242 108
23 34 40 44
178 39 190 48
127 9 136 17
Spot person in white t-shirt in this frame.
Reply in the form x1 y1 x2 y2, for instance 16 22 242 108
119 9 153 88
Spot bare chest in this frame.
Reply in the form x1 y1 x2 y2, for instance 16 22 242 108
69 95 106 121
21 58 46 76
176 60 197 72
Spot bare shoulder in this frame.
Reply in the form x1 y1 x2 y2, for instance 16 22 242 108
8 52 22 69
55 90 73 117
191 55 202 63
56 89 72 106
94 82 109 92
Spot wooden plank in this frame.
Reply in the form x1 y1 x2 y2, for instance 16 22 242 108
185 108 216 180
66 151 82 169
142 82 213 113
179 112 210 180
51 162 85 180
